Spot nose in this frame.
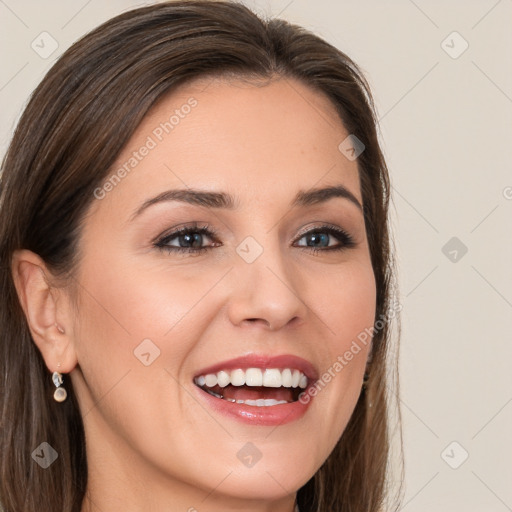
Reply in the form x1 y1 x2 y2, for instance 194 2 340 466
227 238 308 331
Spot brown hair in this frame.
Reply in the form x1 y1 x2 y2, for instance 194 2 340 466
0 1 402 510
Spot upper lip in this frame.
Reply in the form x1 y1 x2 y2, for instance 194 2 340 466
193 353 319 383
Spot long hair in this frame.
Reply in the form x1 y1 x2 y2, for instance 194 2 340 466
0 1 402 510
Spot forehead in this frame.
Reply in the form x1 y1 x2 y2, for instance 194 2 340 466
90 76 361 219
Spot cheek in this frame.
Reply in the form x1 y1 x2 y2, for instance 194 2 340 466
70 258 211 454
306 259 375 429
70 256 207 411
74 257 213 354
315 259 377 353
71 251 239 421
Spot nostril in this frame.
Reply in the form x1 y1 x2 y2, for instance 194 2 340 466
244 318 272 328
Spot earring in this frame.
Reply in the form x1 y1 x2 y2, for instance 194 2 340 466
52 371 67 402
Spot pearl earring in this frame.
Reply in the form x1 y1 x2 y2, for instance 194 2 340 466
52 371 67 402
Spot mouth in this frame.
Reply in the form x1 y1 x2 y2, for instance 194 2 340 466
192 354 318 426
194 367 309 406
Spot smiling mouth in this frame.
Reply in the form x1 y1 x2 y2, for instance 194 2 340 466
193 367 308 406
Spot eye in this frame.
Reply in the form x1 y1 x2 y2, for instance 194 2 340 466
154 223 356 255
154 224 219 255
294 225 356 253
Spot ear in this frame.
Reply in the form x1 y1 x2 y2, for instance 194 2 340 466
11 249 78 374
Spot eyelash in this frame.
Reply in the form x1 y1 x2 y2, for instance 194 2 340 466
154 223 356 256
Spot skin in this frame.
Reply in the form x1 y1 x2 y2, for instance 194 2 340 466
12 76 376 512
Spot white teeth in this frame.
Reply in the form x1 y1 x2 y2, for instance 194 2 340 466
203 388 289 406
204 374 217 387
245 368 263 386
281 368 292 387
194 367 309 389
230 369 245 386
239 398 289 406
291 369 301 388
262 368 282 387
216 370 230 388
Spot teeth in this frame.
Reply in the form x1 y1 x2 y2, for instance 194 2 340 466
263 368 282 387
194 367 309 389
281 368 292 387
245 368 263 386
207 392 288 406
230 369 245 386
241 398 288 406
216 370 230 388
204 374 217 387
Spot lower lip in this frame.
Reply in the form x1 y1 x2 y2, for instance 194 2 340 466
193 385 314 426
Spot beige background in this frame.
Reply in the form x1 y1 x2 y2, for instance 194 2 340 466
1 1 511 510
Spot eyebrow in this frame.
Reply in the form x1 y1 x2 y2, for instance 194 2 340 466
129 184 363 221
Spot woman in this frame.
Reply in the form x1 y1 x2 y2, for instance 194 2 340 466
0 1 402 511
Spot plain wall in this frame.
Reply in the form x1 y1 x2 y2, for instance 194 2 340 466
1 1 511 510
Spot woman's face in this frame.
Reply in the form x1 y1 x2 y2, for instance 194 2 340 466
69 76 376 507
